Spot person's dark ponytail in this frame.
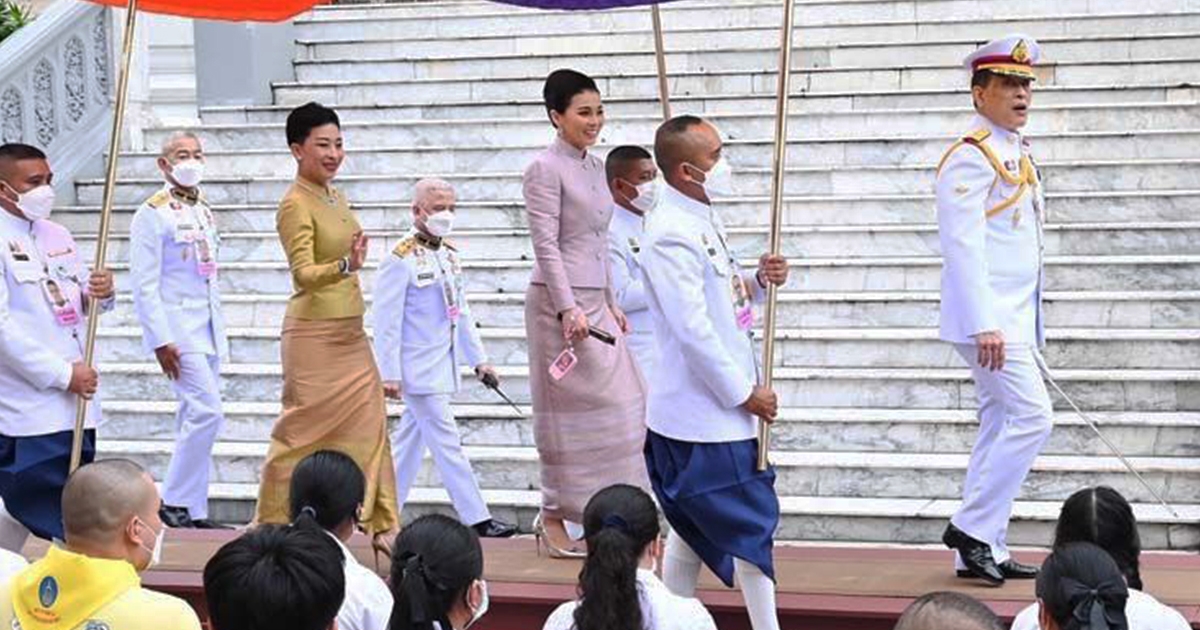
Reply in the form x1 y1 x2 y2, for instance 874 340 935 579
1037 542 1129 630
574 485 660 630
389 515 483 630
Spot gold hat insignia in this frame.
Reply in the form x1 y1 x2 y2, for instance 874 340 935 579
1012 40 1031 64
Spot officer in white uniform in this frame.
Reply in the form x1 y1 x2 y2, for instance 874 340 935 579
606 145 660 377
0 143 114 550
371 178 516 538
640 116 788 630
937 35 1051 586
130 131 229 529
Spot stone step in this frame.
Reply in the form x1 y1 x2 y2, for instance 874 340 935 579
74 160 1200 205
147 104 1200 154
96 400 1200 458
117 129 1200 177
292 34 1200 82
294 2 1200 43
55 191 1200 232
73 222 1200 265
294 28 1200 66
272 57 1200 105
218 84 1200 123
100 254 1200 295
94 362 1200 410
94 325 1200 369
103 440 1200 505
198 484 1200 549
94 290 1200 330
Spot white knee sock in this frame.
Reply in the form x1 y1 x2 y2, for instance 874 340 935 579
663 530 703 598
0 500 30 553
735 558 779 630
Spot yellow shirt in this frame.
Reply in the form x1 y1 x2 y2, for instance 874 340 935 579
0 547 201 630
276 177 366 320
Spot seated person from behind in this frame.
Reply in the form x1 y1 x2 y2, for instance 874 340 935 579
1011 486 1191 630
893 591 1004 630
1034 542 1129 630
543 483 717 630
204 522 345 630
0 459 201 630
389 514 490 630
289 449 393 630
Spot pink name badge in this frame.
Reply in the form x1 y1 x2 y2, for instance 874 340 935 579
54 305 80 327
548 346 578 381
446 305 461 322
736 304 754 331
194 239 217 277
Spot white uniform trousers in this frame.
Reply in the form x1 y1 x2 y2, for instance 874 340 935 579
162 353 225 520
952 343 1053 567
391 393 490 526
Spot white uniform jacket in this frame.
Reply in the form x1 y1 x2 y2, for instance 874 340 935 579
0 209 113 436
129 185 228 358
641 184 764 443
937 115 1046 347
607 204 658 370
371 230 488 395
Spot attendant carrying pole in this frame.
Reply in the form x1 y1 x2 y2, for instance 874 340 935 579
757 0 796 471
71 0 139 473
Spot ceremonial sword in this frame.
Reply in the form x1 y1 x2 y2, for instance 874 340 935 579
1033 352 1180 518
480 371 525 416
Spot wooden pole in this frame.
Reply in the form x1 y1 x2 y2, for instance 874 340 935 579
70 0 139 473
757 0 796 471
651 3 670 120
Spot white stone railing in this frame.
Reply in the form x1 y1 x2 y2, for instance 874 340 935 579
0 0 114 197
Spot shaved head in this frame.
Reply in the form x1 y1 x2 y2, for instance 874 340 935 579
63 459 157 546
160 131 202 158
894 592 1004 630
654 115 710 178
413 178 454 206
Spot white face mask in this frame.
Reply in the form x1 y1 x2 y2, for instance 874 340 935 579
627 179 658 213
690 158 734 198
135 518 165 570
170 159 204 188
424 210 455 238
463 579 489 629
4 183 55 221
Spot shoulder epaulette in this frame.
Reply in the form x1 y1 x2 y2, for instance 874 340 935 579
963 128 992 145
393 237 418 258
146 189 171 208
442 239 458 252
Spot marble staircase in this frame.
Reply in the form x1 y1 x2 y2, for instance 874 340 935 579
76 0 1200 548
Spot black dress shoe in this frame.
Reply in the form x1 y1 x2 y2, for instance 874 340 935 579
957 559 1039 579
191 518 233 530
943 523 1005 586
472 518 518 538
159 505 194 529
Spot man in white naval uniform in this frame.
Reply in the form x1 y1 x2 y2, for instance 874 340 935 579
0 143 114 550
937 35 1050 586
371 178 516 538
130 131 229 529
640 116 789 630
606 145 659 376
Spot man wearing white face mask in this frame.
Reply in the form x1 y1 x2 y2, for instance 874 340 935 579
129 130 228 530
0 459 201 630
371 178 516 538
0 143 115 553
639 116 789 630
605 145 660 378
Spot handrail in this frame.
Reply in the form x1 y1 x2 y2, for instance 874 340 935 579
0 0 114 201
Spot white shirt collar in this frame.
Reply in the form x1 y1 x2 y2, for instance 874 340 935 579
0 205 31 231
661 182 712 220
972 113 1022 145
